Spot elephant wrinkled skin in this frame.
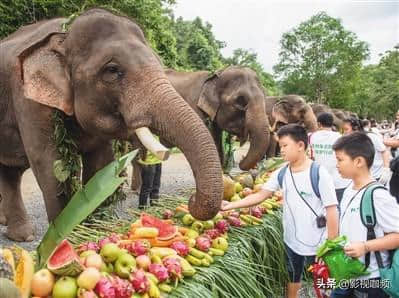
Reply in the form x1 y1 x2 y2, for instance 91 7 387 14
0 9 223 241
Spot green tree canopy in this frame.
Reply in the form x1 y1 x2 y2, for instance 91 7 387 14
274 11 369 107
225 48 279 95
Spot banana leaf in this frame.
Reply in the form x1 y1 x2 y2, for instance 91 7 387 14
36 150 138 268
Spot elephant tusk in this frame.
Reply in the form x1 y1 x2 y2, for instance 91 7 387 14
135 127 170 161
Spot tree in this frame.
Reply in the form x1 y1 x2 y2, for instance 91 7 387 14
171 16 225 71
225 48 280 95
274 12 369 106
0 0 178 67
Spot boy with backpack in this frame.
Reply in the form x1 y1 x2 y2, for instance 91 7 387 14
331 132 399 298
221 124 339 298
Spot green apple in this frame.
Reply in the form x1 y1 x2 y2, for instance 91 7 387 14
79 250 97 258
52 276 78 298
185 229 199 239
203 220 214 230
114 253 136 278
230 194 241 202
212 213 223 223
77 267 101 290
191 221 204 233
234 182 243 193
212 237 229 251
100 243 121 263
182 214 195 225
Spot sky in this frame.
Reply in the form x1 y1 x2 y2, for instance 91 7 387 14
171 0 399 73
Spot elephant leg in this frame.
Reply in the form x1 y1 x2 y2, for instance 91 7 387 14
82 143 115 184
131 159 143 191
0 165 34 241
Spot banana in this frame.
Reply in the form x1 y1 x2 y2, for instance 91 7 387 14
188 247 206 259
185 255 202 266
209 248 225 256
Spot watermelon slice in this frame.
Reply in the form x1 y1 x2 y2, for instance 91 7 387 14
47 239 84 276
141 214 178 241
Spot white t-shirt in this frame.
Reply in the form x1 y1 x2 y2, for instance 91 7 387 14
309 130 351 189
339 184 399 279
367 133 387 179
263 163 338 255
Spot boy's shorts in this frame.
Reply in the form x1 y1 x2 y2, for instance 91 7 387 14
285 244 315 283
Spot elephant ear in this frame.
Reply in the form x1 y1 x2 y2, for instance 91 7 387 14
18 32 73 116
197 72 220 121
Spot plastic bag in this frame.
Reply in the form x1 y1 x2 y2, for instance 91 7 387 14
316 236 370 283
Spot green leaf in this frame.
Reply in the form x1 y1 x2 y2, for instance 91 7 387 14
36 150 138 268
53 159 70 182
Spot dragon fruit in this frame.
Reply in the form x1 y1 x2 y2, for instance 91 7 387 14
170 241 189 256
250 206 263 218
163 258 182 280
112 276 134 298
258 206 268 214
130 269 150 294
94 277 116 298
129 240 150 256
77 242 100 254
98 234 121 249
78 288 98 298
215 220 229 233
196 236 211 252
204 229 221 240
227 216 242 227
148 264 169 282
162 209 174 219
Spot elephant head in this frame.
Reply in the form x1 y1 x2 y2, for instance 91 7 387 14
17 9 222 220
197 66 270 170
267 95 318 132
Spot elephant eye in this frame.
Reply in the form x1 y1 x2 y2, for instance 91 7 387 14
234 96 248 111
102 63 124 83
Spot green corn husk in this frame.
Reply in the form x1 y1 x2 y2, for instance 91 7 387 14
36 150 137 269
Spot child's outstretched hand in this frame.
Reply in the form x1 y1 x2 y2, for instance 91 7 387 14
344 241 367 258
220 200 231 211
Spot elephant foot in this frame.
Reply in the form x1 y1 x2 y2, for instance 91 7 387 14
6 222 34 242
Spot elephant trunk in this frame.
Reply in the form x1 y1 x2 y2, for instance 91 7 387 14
123 67 223 220
239 100 270 170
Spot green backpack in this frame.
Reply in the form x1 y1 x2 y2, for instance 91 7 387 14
360 183 399 297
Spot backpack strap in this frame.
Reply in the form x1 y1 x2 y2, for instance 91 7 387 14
277 162 321 199
360 183 387 269
277 164 289 189
310 162 321 199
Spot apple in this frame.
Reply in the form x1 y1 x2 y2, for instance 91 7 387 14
230 194 241 202
203 220 214 229
136 255 151 270
52 276 78 298
212 213 223 223
80 250 97 258
186 238 196 247
77 267 101 290
191 221 204 233
31 268 55 297
234 182 243 193
212 237 229 251
100 243 121 263
78 288 98 298
182 214 195 225
84 253 103 270
114 253 136 278
185 229 199 239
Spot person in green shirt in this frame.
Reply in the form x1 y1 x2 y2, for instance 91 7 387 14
138 148 163 209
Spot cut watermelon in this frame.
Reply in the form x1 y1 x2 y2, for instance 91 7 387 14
47 239 84 276
141 214 178 241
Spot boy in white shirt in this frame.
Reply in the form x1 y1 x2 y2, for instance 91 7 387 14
221 124 339 298
331 132 399 298
310 112 350 202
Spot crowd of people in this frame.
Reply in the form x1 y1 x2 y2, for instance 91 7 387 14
221 110 399 298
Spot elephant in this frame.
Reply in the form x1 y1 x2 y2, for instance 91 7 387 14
131 66 271 190
310 103 343 130
264 95 318 157
0 8 223 241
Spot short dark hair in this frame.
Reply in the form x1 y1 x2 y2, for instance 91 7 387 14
317 112 334 127
343 117 364 132
362 119 370 127
277 124 308 149
333 132 375 168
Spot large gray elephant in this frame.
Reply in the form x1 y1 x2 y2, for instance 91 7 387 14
264 95 318 157
130 67 270 190
0 8 223 241
310 103 343 130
